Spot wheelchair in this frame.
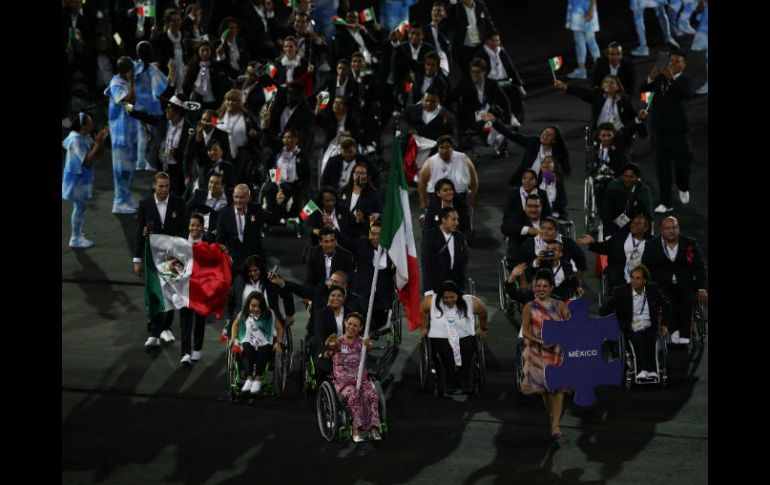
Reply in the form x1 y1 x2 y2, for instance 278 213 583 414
227 325 293 402
298 335 323 399
316 376 388 443
621 328 668 388
687 299 708 363
367 297 404 380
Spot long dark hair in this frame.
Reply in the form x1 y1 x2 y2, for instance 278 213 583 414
342 161 376 193
241 290 269 318
547 125 571 178
434 280 468 318
242 254 267 283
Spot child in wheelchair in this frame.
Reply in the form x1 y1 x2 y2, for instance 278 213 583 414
324 313 382 442
229 291 285 394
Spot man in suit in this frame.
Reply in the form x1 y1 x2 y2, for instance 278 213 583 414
186 173 230 235
216 183 284 270
264 81 314 154
352 222 396 330
517 216 586 290
391 22 435 90
291 12 327 74
133 172 189 348
395 52 450 113
151 7 187 93
421 207 469 294
305 227 355 288
269 269 364 325
190 110 231 189
641 217 707 346
315 59 360 117
476 31 526 123
592 42 637 97
427 2 452 77
239 0 280 60
321 138 380 190
450 0 495 77
639 52 694 213
402 88 458 142
450 58 511 140
501 193 550 267
601 264 671 379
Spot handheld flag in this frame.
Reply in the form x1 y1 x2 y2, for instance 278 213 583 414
640 91 654 107
265 62 278 78
263 85 278 103
360 7 376 23
299 200 320 220
332 16 349 26
319 90 331 110
548 56 562 81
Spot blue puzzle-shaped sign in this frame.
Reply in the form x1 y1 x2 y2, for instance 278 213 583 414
541 299 623 407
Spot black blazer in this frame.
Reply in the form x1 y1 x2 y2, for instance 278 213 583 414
426 22 452 60
592 56 637 96
304 245 355 288
403 104 458 141
204 160 237 192
473 44 523 87
304 208 356 249
238 3 280 59
192 128 232 188
182 60 231 104
339 185 383 238
213 37 251 79
265 87 314 150
134 195 189 259
537 178 568 218
600 282 671 335
492 121 569 184
215 202 282 268
332 27 379 66
391 41 435 87
316 74 361 115
500 188 552 239
639 73 693 134
226 273 295 324
451 79 511 131
506 262 579 302
266 146 311 187
641 236 707 293
127 108 193 173
564 84 636 130
421 227 469 293
353 237 396 311
588 227 653 267
312 305 352 355
593 144 629 176
518 236 588 276
450 0 495 49
315 109 366 146
321 154 380 190
273 56 310 86
397 71 450 111
151 31 189 77
185 189 230 233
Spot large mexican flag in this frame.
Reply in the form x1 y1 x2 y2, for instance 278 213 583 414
144 235 232 319
380 143 421 331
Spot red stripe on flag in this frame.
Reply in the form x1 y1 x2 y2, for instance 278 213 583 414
190 243 232 317
595 254 608 278
399 255 422 331
403 135 419 183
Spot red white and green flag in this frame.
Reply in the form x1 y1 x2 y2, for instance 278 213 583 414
266 62 278 78
548 56 563 72
144 235 232 319
404 82 413 93
640 91 654 107
332 16 349 26
284 0 298 8
381 143 421 331
318 90 331 110
138 1 156 18
360 7 376 23
300 200 320 220
263 84 278 103
269 168 282 183
397 20 410 35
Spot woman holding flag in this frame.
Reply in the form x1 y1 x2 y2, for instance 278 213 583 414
261 128 310 223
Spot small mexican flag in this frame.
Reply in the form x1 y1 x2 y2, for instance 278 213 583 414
360 7 376 23
548 56 563 72
138 1 156 18
332 16 349 26
299 200 320 220
269 168 282 183
263 85 278 103
404 82 413 93
360 66 373 77
284 0 297 7
397 20 410 35
266 62 278 78
640 91 654 106
144 235 232 319
221 28 230 44
318 90 331 110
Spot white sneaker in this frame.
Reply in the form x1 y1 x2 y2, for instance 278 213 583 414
695 82 708 95
566 68 587 80
654 204 673 213
631 46 649 57
646 371 658 378
666 37 680 48
241 380 253 393
678 22 697 35
144 336 160 348
677 337 690 345
112 203 137 214
679 191 690 204
636 370 648 379
180 354 192 366
250 380 262 394
191 350 203 361
670 330 680 344
160 330 176 343
69 236 95 249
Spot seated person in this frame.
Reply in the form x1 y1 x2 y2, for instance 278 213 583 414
501 193 547 267
601 162 653 239
537 156 568 220
304 186 356 249
314 94 366 147
338 162 382 240
600 264 671 380
186 172 230 235
401 88 458 143
352 222 396 330
203 140 236 191
450 58 511 143
228 291 284 395
315 59 360 117
394 51 449 114
311 285 351 375
261 128 310 221
505 239 582 303
226 255 295 333
419 280 488 394
324 313 382 442
321 137 380 190
517 216 586 289
305 227 355 288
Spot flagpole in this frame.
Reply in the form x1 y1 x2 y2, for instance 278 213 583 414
356 244 382 390
550 65 557 82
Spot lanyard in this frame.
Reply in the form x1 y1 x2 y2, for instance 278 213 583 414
634 291 647 316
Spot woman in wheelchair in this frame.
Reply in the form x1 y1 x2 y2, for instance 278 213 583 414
229 291 284 395
261 128 310 222
324 313 382 442
601 163 653 239
420 280 489 395
600 264 670 381
537 156 568 221
520 269 572 439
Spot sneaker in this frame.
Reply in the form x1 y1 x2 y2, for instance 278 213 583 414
679 190 690 204
630 46 649 57
250 380 262 394
353 433 365 443
695 82 708 95
128 199 140 209
666 37 680 49
370 428 382 441
677 337 690 345
636 370 648 379
646 371 658 379
180 354 192 366
670 330 680 344
191 350 203 361
566 68 587 80
670 24 683 37
241 380 253 393
160 330 176 343
112 203 137 215
654 204 673 213
144 336 161 348
69 236 94 249
678 21 696 35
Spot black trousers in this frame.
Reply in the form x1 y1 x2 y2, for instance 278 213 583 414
179 308 206 357
652 131 693 207
499 82 525 122
430 335 477 390
242 342 273 377
162 161 186 198
628 327 659 373
667 285 695 339
148 310 174 338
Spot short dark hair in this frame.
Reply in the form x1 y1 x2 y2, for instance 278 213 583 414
423 51 440 64
607 41 622 51
470 58 488 72
436 134 455 147
439 206 458 220
434 177 456 195
597 122 616 133
524 194 542 206
521 168 538 182
319 226 337 238
621 162 642 178
541 216 559 230
631 264 651 281
534 268 555 287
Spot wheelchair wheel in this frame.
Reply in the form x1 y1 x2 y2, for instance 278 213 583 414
299 337 312 398
515 338 526 394
583 177 594 234
621 335 634 390
316 380 339 442
558 220 576 241
599 270 610 308
227 347 241 404
418 337 431 392
498 258 509 312
284 325 294 373
272 347 288 398
391 299 403 346
372 379 388 440
472 337 487 394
